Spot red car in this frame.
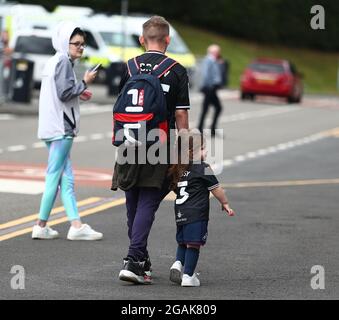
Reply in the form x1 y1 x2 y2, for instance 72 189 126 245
240 58 303 103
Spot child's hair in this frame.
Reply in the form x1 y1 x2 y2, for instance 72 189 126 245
168 130 205 190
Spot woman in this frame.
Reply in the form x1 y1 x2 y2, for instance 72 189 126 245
32 21 102 240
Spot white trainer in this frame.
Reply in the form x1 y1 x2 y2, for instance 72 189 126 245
169 261 183 284
181 273 200 287
67 224 103 241
32 225 59 240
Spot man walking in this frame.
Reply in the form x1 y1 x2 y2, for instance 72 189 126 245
198 44 224 137
111 16 190 284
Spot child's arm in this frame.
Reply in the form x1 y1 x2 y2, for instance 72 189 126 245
211 186 235 216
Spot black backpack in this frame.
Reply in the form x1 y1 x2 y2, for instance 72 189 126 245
112 57 177 147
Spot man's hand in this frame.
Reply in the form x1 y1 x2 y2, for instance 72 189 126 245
175 109 189 130
222 203 235 216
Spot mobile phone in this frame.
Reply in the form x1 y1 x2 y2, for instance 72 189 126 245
90 63 101 72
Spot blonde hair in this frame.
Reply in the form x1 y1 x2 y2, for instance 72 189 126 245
168 130 206 190
142 16 170 44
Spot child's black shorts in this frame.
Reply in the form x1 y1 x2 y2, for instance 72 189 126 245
176 220 208 246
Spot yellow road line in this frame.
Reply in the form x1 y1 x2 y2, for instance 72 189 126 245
0 198 126 242
221 178 339 189
0 197 102 230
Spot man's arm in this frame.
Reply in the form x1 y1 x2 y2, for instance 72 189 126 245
175 109 189 131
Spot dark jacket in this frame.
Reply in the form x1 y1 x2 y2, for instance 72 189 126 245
111 163 168 191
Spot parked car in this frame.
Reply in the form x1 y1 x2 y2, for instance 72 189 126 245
240 58 303 103
10 29 55 87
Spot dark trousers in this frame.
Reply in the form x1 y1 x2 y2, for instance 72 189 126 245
198 88 223 135
125 183 170 261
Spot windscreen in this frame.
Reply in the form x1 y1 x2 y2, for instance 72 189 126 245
249 63 285 73
100 32 137 47
14 36 55 55
167 33 189 54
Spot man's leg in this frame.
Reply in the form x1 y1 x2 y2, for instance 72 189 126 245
198 92 210 132
125 187 140 240
127 187 163 260
210 90 222 136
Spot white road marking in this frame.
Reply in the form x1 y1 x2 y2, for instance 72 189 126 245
7 145 27 152
89 133 105 140
189 106 299 128
0 178 45 195
74 135 88 143
80 104 112 115
219 130 333 169
32 142 45 149
0 114 16 121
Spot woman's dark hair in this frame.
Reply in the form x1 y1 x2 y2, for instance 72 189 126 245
70 27 86 40
168 130 205 190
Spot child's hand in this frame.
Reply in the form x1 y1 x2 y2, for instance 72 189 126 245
222 203 235 216
80 90 92 101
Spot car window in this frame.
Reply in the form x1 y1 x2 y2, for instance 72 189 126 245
14 36 55 55
84 31 99 50
249 63 285 73
100 32 136 47
167 33 189 54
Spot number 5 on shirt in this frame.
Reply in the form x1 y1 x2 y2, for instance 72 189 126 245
176 181 189 205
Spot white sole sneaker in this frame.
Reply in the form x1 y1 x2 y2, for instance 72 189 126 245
169 261 183 284
181 273 200 287
67 224 103 241
32 225 59 240
119 270 145 284
170 268 182 284
67 234 102 241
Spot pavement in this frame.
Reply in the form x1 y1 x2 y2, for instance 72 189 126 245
0 84 116 115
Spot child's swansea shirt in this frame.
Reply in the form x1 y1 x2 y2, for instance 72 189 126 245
174 162 219 226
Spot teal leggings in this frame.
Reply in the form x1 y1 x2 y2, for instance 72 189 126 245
38 138 80 222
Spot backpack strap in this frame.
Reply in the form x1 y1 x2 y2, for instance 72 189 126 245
152 57 178 78
127 57 140 76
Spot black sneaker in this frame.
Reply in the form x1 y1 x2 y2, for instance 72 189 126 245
142 256 152 284
119 257 149 284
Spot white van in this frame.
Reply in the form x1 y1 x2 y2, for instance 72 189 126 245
0 4 52 39
10 29 55 86
110 15 196 71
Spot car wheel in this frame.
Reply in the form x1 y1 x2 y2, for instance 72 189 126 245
241 92 254 101
240 92 247 100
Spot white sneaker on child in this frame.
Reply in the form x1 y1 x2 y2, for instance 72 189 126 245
67 224 103 240
181 273 200 287
32 225 59 239
169 261 183 284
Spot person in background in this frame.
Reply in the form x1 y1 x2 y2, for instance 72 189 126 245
198 44 224 137
32 21 102 241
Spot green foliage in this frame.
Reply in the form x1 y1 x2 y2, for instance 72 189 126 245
17 0 338 51
174 22 338 94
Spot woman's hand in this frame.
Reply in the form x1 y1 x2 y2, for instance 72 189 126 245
80 90 92 101
83 70 97 85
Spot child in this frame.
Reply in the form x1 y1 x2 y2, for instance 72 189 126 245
168 130 235 286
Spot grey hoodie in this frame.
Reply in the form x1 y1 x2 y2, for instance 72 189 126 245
38 21 86 140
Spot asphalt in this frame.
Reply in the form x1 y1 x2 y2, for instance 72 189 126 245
1 135 339 300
